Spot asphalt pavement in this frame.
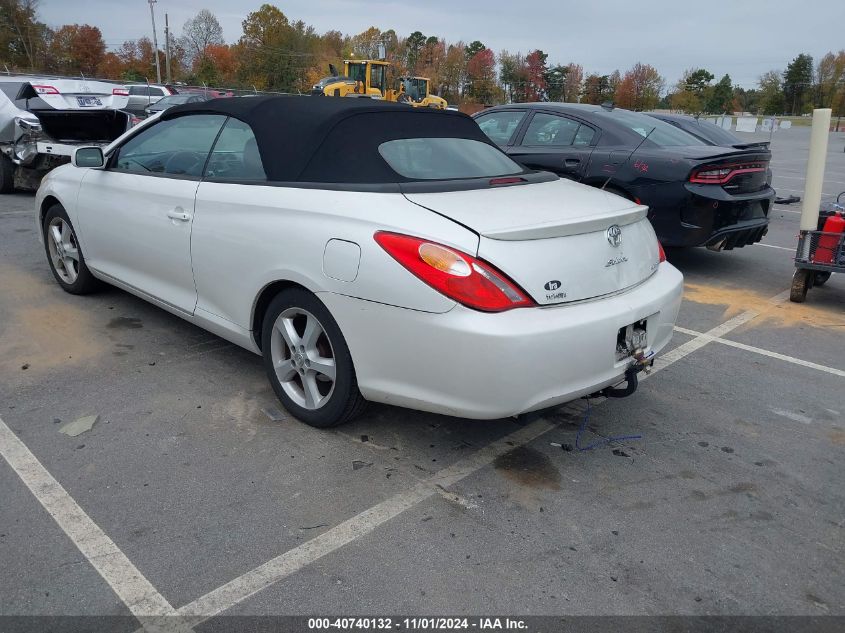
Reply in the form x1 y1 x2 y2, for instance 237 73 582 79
0 126 843 630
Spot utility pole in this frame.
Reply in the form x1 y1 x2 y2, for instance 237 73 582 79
147 0 162 84
164 13 171 84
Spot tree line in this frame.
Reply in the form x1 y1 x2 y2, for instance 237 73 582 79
1 1 843 115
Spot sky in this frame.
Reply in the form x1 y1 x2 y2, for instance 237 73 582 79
38 0 844 88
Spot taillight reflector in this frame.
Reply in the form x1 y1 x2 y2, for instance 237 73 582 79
374 232 534 312
658 240 666 263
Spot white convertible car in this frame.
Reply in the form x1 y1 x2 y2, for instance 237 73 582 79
36 96 683 427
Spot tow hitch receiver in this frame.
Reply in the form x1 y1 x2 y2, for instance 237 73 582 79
601 349 655 399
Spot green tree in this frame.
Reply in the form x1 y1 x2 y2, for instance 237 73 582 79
782 53 813 114
758 70 785 115
464 40 485 60
706 73 733 113
405 30 426 72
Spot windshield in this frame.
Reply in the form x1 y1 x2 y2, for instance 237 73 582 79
606 110 707 147
154 95 193 107
378 138 523 180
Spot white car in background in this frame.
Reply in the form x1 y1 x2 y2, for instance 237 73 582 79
35 96 683 427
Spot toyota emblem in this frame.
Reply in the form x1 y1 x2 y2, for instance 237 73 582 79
606 225 622 247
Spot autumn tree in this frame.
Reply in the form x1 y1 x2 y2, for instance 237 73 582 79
47 24 105 76
238 4 319 92
561 63 583 102
0 0 50 70
815 51 845 109
440 42 466 102
615 62 664 110
465 47 495 104
180 9 224 70
523 50 547 101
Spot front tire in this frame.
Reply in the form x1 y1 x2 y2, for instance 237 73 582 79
790 269 811 303
261 288 366 427
43 204 101 294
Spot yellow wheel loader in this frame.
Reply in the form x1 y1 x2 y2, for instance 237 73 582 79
311 60 447 110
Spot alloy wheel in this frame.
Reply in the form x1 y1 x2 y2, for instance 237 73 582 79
270 307 337 410
46 217 80 284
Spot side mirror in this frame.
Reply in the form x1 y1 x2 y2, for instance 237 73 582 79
71 146 105 168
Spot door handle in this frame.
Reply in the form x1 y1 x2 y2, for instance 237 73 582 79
564 158 581 166
166 208 191 222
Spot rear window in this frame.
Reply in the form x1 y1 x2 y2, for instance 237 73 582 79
606 110 706 147
378 138 522 180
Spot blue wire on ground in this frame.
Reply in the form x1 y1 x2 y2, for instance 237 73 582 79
575 399 643 452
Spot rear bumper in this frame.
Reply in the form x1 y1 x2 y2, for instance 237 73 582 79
647 183 774 249
319 263 683 419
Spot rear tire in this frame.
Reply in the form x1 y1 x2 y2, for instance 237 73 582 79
813 272 831 287
0 153 15 194
261 288 367 427
789 269 811 303
42 204 101 294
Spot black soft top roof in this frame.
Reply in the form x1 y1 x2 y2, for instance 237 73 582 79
161 95 497 183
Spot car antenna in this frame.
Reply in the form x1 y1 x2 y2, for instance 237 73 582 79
599 125 656 191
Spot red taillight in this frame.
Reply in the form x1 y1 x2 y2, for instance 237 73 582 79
32 85 59 95
374 232 534 312
689 162 767 185
658 240 666 263
112 87 129 96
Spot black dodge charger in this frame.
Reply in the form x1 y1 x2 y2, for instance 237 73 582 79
473 103 774 250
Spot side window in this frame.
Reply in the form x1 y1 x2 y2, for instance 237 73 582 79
573 125 596 146
128 86 145 96
111 114 226 177
521 113 579 146
475 110 526 146
205 117 267 181
152 87 165 97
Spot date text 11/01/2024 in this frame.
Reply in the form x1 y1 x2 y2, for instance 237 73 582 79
307 617 528 630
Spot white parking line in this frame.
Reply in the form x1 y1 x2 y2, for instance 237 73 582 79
175 417 559 623
0 286 796 629
0 417 177 618
651 290 788 375
755 243 794 251
175 290 793 624
674 326 845 377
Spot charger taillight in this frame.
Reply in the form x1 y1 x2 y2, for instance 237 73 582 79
690 162 767 185
112 87 129 96
374 232 534 312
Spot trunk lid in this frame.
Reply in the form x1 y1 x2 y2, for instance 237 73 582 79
33 109 130 143
404 179 661 305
